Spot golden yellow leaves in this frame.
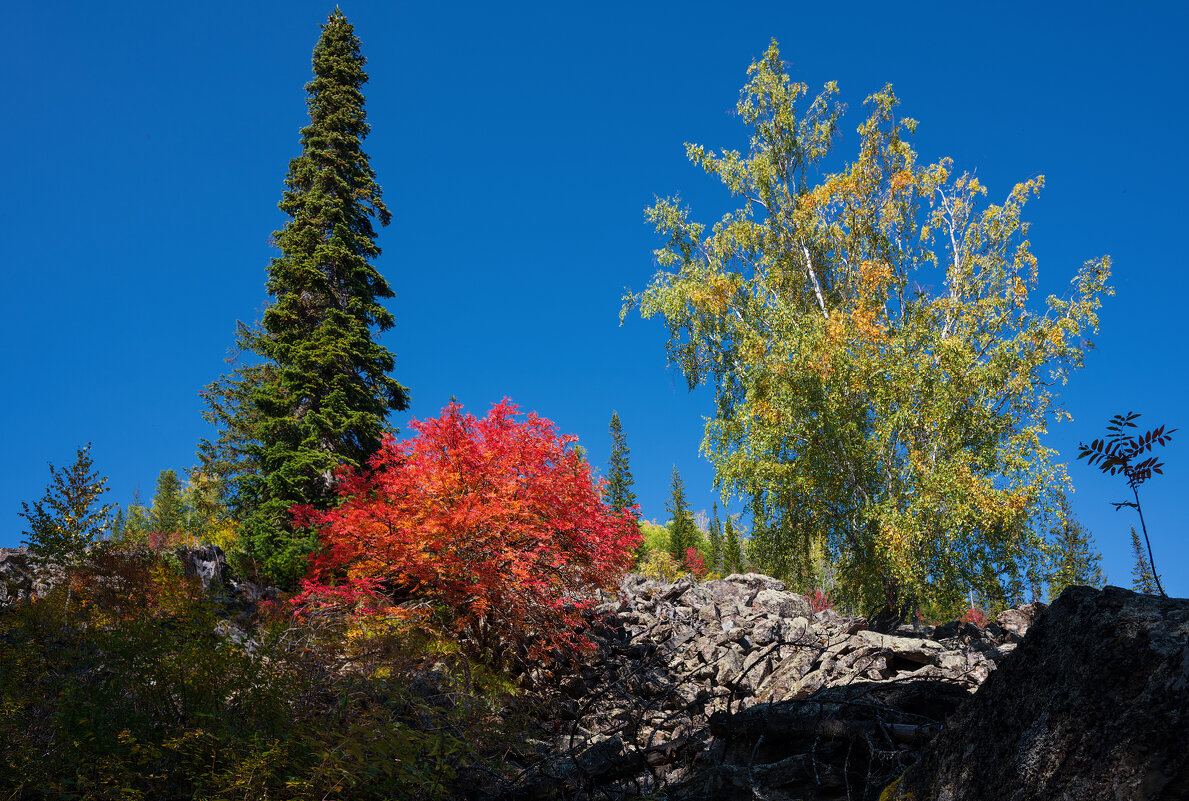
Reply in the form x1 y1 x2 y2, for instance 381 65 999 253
689 272 735 315
879 519 923 578
1011 277 1029 309
747 399 782 425
949 462 1028 524
888 169 914 194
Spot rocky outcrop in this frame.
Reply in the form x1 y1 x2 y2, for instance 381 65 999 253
175 544 231 591
0 546 59 606
499 574 1033 801
885 585 1189 801
0 543 278 608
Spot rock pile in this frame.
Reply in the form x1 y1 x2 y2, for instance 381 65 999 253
501 573 1040 801
0 546 58 606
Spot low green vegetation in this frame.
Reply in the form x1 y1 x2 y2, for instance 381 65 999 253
0 545 518 800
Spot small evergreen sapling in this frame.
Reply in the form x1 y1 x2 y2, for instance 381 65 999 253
665 467 697 563
150 469 187 544
723 515 744 574
19 444 112 566
1047 491 1105 599
1129 525 1163 595
708 502 724 574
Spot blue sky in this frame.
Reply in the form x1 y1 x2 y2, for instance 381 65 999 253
3 1 1186 597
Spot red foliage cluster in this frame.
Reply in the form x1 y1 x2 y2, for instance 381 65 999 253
960 606 988 627
809 590 833 613
683 548 707 578
295 400 641 665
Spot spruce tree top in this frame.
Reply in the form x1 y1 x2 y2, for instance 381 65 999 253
253 8 408 491
606 411 637 513
267 8 398 335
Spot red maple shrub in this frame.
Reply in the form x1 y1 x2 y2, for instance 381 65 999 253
683 547 707 578
809 590 833 613
960 606 988 627
295 400 640 666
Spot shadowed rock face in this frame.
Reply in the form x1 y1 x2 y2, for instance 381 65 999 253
887 586 1189 801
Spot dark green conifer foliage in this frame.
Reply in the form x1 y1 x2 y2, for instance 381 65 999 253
723 515 744 574
109 507 126 541
1047 492 1104 599
606 412 637 513
150 469 186 538
201 10 407 588
708 502 723 573
1129 525 1162 594
666 467 697 563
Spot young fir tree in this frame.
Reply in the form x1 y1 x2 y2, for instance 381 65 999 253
1047 492 1105 599
1130 525 1163 594
109 506 126 541
723 515 744 575
708 502 724 573
150 469 187 541
19 444 112 566
606 411 637 513
121 485 150 544
666 467 697 563
201 10 408 588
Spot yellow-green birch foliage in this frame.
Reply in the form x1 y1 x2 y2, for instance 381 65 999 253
625 42 1111 615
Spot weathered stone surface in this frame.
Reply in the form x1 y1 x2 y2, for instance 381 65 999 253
176 544 230 591
0 546 63 607
995 600 1045 639
497 573 1033 801
887 586 1189 801
0 547 37 607
751 588 812 618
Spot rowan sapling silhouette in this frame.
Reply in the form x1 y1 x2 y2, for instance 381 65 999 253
1077 412 1176 597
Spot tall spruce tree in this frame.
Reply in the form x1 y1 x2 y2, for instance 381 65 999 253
200 10 407 588
606 412 637 513
666 467 697 563
1047 492 1105 599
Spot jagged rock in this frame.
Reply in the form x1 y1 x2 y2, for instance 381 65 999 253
0 546 63 607
751 588 812 618
0 548 37 607
175 544 230 591
853 629 944 664
995 600 1044 639
886 586 1189 801
498 573 1035 801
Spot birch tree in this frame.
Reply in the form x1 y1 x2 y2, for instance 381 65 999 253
625 42 1111 615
